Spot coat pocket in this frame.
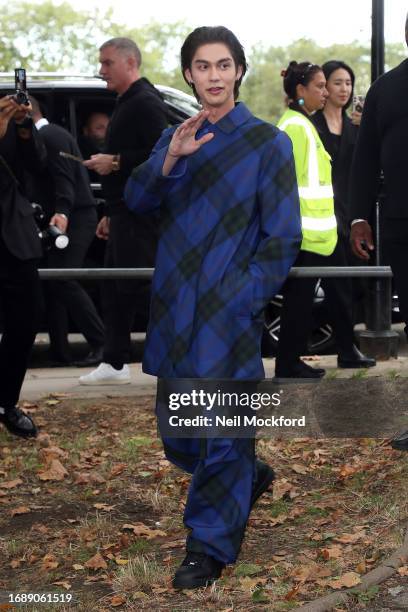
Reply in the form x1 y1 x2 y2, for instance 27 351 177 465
218 266 255 319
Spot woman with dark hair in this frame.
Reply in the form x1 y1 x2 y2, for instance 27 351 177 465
275 61 375 380
310 60 375 368
312 60 358 237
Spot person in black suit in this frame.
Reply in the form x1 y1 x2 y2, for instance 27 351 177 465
0 95 45 438
311 60 375 368
29 97 105 366
350 14 408 451
80 37 168 385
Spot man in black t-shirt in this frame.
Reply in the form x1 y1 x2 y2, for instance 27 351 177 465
80 37 168 385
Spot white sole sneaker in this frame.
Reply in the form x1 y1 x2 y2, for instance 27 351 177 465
79 376 131 386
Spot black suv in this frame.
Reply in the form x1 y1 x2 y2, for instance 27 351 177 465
0 73 201 333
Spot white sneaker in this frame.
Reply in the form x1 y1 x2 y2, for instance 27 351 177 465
78 362 131 385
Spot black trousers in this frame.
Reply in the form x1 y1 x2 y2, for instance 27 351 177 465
276 238 355 370
0 253 41 409
44 207 104 361
102 208 154 369
382 217 408 331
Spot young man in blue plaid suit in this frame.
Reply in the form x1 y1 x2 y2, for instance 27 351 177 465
126 26 302 588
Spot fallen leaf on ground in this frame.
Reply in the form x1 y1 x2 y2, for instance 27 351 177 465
327 572 361 589
109 463 127 477
0 479 23 489
320 545 343 560
53 581 71 590
334 531 365 544
41 553 59 571
38 459 68 481
110 595 126 607
122 522 166 538
114 557 128 565
73 471 105 485
291 563 332 583
291 464 308 475
93 503 115 511
10 506 30 517
273 479 297 500
238 576 266 591
84 552 108 570
398 566 408 576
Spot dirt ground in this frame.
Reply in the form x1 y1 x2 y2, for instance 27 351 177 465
0 394 407 611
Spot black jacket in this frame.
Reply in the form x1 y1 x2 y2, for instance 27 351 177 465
312 110 358 236
31 122 95 220
0 121 45 260
350 58 408 220
102 77 168 213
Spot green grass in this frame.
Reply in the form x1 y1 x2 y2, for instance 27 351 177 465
305 505 330 517
269 499 291 517
125 539 155 555
119 436 153 463
351 369 369 379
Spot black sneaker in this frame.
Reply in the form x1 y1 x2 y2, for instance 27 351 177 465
172 552 225 589
390 430 408 451
0 406 37 439
251 460 275 509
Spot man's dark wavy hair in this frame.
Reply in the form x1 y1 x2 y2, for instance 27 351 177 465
180 26 248 101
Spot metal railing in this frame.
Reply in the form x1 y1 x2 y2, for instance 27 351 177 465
37 265 399 359
38 266 393 280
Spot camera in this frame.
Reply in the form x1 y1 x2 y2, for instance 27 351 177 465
41 225 69 250
352 94 365 114
12 68 29 106
32 203 69 250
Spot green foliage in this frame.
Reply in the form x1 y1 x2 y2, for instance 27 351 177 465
0 1 405 124
233 562 262 577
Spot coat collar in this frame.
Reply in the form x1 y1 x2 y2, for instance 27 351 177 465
205 102 252 134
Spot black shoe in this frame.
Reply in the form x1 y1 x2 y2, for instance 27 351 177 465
275 359 325 381
251 460 275 509
172 552 225 589
337 345 376 369
0 407 37 438
390 430 408 451
74 347 104 368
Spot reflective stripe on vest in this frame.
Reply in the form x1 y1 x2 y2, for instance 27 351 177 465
302 214 337 231
299 185 334 199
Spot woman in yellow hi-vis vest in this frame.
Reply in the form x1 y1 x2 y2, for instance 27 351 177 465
275 61 375 380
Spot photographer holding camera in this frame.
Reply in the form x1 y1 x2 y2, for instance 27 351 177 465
0 93 46 438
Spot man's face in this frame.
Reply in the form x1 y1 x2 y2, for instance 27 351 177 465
184 43 242 113
99 46 132 94
84 113 109 144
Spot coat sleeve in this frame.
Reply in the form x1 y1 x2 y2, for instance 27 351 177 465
249 130 302 315
349 84 381 221
125 126 188 214
119 96 169 176
41 127 77 217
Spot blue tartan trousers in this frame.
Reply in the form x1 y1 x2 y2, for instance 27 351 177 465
161 435 256 565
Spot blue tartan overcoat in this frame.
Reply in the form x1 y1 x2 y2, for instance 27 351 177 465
125 103 302 380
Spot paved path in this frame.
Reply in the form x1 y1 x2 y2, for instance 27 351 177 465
21 353 408 402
